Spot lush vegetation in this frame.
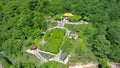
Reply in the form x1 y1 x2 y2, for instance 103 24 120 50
68 15 82 22
53 14 63 20
40 61 67 68
0 0 120 68
65 24 97 62
39 28 66 53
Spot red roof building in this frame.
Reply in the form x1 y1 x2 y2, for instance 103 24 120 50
108 62 120 68
29 45 37 50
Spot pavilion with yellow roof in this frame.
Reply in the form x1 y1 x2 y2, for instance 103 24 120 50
62 13 73 20
63 13 74 17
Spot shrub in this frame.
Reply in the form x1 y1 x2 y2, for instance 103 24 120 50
68 15 82 22
100 59 111 68
53 14 63 20
83 16 89 21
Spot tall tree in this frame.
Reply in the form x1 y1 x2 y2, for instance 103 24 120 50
107 20 120 62
92 35 111 60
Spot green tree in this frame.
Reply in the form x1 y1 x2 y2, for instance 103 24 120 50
53 14 63 20
11 62 36 68
93 35 111 60
40 62 66 68
68 15 82 22
100 59 111 68
107 20 120 62
0 55 12 68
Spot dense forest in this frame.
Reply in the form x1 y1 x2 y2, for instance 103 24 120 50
0 0 120 68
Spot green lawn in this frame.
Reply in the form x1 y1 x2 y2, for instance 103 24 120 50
39 28 66 54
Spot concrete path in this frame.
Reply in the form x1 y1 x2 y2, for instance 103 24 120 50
47 19 89 25
33 50 47 63
0 63 2 68
27 18 79 64
43 20 72 52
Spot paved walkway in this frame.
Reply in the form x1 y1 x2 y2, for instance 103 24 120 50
27 19 80 64
64 20 89 24
43 20 73 51
33 51 47 63
0 63 2 68
47 19 89 25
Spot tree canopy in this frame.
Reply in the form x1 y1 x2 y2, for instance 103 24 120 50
0 0 120 67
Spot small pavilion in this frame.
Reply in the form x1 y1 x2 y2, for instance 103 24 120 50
63 13 73 17
63 13 73 20
29 45 37 50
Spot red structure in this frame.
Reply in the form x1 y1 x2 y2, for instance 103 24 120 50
108 62 120 68
29 45 37 50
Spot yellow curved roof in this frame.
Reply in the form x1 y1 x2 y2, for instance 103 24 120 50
63 13 73 17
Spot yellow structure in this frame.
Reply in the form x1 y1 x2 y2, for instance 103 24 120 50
63 13 73 17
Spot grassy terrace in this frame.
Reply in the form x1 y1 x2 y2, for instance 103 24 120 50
39 28 66 54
